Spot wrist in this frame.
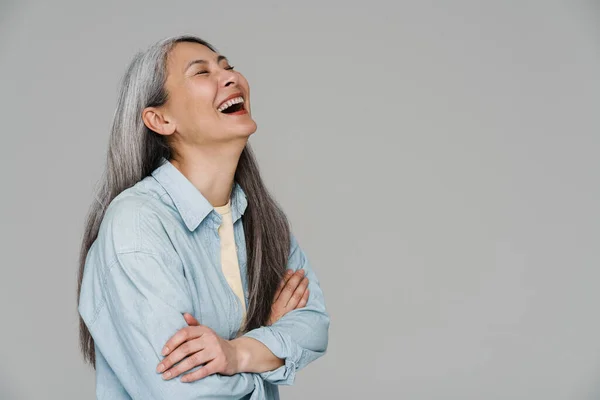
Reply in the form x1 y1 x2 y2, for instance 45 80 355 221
230 337 251 373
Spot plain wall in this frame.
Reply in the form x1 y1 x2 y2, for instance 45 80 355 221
1 0 599 399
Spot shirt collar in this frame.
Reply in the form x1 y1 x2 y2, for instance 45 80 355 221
151 157 248 232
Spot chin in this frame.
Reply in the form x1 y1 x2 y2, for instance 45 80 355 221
218 116 257 140
238 120 258 136
227 127 256 142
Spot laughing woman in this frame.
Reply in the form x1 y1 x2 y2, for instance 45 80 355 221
76 35 330 400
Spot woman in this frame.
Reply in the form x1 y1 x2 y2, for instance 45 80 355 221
76 35 330 400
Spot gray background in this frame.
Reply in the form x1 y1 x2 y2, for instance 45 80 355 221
1 0 598 399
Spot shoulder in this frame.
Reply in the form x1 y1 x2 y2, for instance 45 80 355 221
98 179 173 255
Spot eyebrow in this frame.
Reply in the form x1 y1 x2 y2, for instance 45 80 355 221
185 55 229 72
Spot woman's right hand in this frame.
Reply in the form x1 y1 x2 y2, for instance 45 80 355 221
267 269 309 325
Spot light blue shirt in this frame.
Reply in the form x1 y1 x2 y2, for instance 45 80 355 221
78 157 330 399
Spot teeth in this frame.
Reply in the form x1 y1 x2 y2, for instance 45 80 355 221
218 96 244 112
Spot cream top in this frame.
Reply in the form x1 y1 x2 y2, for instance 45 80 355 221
214 199 247 323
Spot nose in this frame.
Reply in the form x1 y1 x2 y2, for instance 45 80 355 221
221 68 238 88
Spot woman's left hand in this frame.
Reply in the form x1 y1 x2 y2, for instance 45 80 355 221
156 313 241 382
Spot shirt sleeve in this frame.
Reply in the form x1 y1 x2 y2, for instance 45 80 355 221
242 234 330 386
85 250 266 400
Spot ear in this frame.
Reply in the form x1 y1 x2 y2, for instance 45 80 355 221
142 106 176 136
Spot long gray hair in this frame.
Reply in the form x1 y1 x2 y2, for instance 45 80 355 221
76 35 291 366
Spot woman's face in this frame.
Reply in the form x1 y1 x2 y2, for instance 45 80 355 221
155 41 257 145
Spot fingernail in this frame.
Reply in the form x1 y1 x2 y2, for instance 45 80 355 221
157 363 165 373
299 269 305 275
286 270 293 275
162 346 169 355
162 371 171 379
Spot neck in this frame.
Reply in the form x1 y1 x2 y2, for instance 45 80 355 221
170 139 247 207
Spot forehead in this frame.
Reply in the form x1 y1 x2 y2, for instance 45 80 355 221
166 41 218 73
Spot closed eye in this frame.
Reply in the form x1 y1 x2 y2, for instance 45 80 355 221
195 65 235 76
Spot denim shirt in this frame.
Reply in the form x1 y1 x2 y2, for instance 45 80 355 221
78 157 330 400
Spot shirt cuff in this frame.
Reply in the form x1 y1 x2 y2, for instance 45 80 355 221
242 326 302 386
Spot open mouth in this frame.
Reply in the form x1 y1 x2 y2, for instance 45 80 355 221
217 96 247 115
221 102 245 114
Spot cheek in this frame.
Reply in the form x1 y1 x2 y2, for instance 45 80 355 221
180 85 217 123
191 80 218 108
